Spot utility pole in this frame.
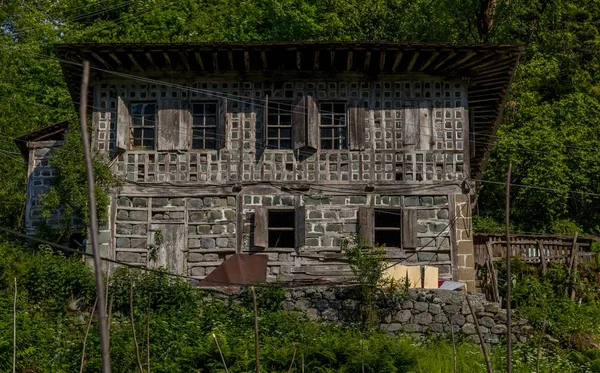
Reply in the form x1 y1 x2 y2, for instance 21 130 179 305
80 60 112 373
505 162 512 373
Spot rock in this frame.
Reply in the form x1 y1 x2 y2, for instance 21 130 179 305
443 304 460 314
393 310 412 323
491 324 507 334
386 323 403 332
414 312 433 325
402 300 414 309
282 301 295 311
321 308 338 321
404 324 422 333
68 299 81 311
462 323 477 335
429 303 442 315
307 308 318 321
430 323 444 333
485 304 500 313
479 316 495 328
315 299 329 311
451 314 466 326
414 302 429 312
295 299 311 311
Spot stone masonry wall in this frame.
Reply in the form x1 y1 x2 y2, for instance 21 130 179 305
455 194 475 291
282 287 531 344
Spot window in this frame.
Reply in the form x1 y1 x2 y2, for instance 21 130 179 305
131 102 156 149
268 210 295 247
374 209 402 248
267 101 293 149
191 102 218 149
319 102 347 149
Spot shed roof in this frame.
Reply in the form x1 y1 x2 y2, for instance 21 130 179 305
15 121 68 161
55 42 523 179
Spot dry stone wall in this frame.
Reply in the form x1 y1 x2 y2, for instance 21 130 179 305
282 287 531 344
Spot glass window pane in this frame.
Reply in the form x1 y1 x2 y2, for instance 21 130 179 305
321 116 332 125
281 140 292 149
205 116 216 126
280 128 291 138
321 139 332 149
334 103 345 113
131 104 143 115
145 129 155 139
132 116 142 126
205 139 216 149
192 104 204 115
205 104 217 115
279 114 291 126
143 139 154 148
144 104 156 115
268 128 278 137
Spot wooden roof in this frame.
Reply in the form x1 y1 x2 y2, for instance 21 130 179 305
15 121 68 160
55 42 523 179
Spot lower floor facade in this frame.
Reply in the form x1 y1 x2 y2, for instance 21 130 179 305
95 185 476 290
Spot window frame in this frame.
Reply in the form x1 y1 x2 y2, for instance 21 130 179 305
373 208 403 249
190 101 219 150
319 101 348 150
130 101 157 150
266 100 293 150
267 209 296 248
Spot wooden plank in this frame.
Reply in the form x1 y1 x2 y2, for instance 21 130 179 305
180 52 191 72
116 96 130 151
217 98 228 149
358 206 373 244
194 52 205 70
403 102 419 151
347 51 353 71
151 223 186 275
306 94 319 150
295 205 306 248
157 99 186 151
402 209 418 249
391 51 403 72
348 98 366 150
145 52 159 71
537 240 547 274
254 206 268 248
244 51 250 71
379 51 386 71
364 51 371 71
419 51 439 71
292 95 306 150
418 100 433 151
127 53 144 71
406 51 419 71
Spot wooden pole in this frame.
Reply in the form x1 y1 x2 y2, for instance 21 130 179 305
79 60 111 373
146 300 151 373
569 233 579 301
361 339 365 373
465 293 493 373
287 347 297 373
537 241 547 274
80 297 98 373
130 283 144 373
505 162 513 373
212 333 229 373
450 318 457 373
251 286 260 373
12 278 17 373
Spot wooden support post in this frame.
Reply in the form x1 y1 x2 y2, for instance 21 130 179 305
80 60 112 373
130 283 144 373
505 162 513 373
465 294 493 373
251 286 260 373
486 241 499 303
80 298 98 373
537 241 547 274
12 278 16 373
213 333 229 373
569 232 579 301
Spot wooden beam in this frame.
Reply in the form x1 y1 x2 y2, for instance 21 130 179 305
91 52 112 70
419 51 439 71
213 52 219 71
347 51 353 71
330 51 336 70
261 51 267 69
127 53 143 71
145 52 159 71
460 53 495 70
364 51 371 71
391 51 403 72
108 52 122 68
194 52 205 70
313 51 320 70
162 52 172 69
433 51 457 70
406 51 420 72
296 51 302 70
179 52 191 72
378 51 386 72
228 51 234 69
444 51 476 70
472 54 513 71
244 51 250 71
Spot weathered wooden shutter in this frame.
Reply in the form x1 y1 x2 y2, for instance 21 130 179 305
295 205 306 248
306 95 319 150
348 98 366 150
216 97 228 149
418 100 433 151
403 101 419 151
293 95 306 150
116 96 130 151
402 209 418 249
254 206 268 248
157 99 187 151
358 206 374 244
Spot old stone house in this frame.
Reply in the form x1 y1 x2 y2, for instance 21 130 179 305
20 42 521 290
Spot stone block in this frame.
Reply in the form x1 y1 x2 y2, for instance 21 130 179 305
189 211 207 222
430 323 444 333
323 211 337 219
210 211 223 220
204 253 219 261
131 238 147 248
203 197 214 207
169 212 184 220
216 238 229 248
458 268 476 282
414 312 433 325
454 194 468 203
326 224 342 232
479 316 495 328
116 251 142 263
118 197 132 207
197 225 210 234
224 209 236 220
403 324 422 333
188 253 203 262
385 323 403 333
129 211 147 221
117 210 129 220
116 224 132 235
420 196 434 206
190 267 206 276
417 252 437 262
437 209 449 219
451 314 466 326
402 300 413 309
393 310 412 323
429 222 447 233
434 313 448 323
212 225 225 234
414 302 429 312
132 198 148 207
417 223 429 233
405 197 419 206
457 240 473 255
189 198 204 209
201 238 216 249
152 198 169 207
434 196 448 205
116 238 130 248
429 303 441 315
417 210 436 219
132 225 147 235
462 323 477 335
214 198 227 207
188 239 200 248
349 196 367 204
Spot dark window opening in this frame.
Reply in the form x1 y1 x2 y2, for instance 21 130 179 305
319 102 347 149
131 102 156 149
191 102 218 149
267 101 293 149
268 210 295 248
374 209 402 248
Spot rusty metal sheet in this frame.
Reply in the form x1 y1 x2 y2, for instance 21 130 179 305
198 253 268 287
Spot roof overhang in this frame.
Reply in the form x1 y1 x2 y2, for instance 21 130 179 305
15 120 68 161
55 42 523 179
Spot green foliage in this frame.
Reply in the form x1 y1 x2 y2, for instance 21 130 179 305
147 228 164 262
38 121 117 238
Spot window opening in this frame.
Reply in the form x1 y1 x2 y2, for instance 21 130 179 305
374 209 402 248
267 101 293 149
131 102 156 149
268 210 295 248
319 102 347 149
191 102 218 149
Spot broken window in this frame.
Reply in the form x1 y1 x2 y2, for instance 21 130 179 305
268 210 295 247
267 101 293 149
254 206 306 249
319 102 347 149
374 209 402 248
131 102 156 149
191 102 218 149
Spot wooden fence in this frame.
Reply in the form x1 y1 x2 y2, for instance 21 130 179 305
473 233 599 302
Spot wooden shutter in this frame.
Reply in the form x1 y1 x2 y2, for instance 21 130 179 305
358 206 374 244
254 206 268 248
295 205 306 248
216 97 228 149
306 95 319 150
402 209 418 249
293 95 306 150
418 101 433 151
116 96 130 151
403 101 419 151
348 98 366 150
157 99 186 151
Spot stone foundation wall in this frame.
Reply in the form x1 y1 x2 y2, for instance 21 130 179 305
282 287 531 344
